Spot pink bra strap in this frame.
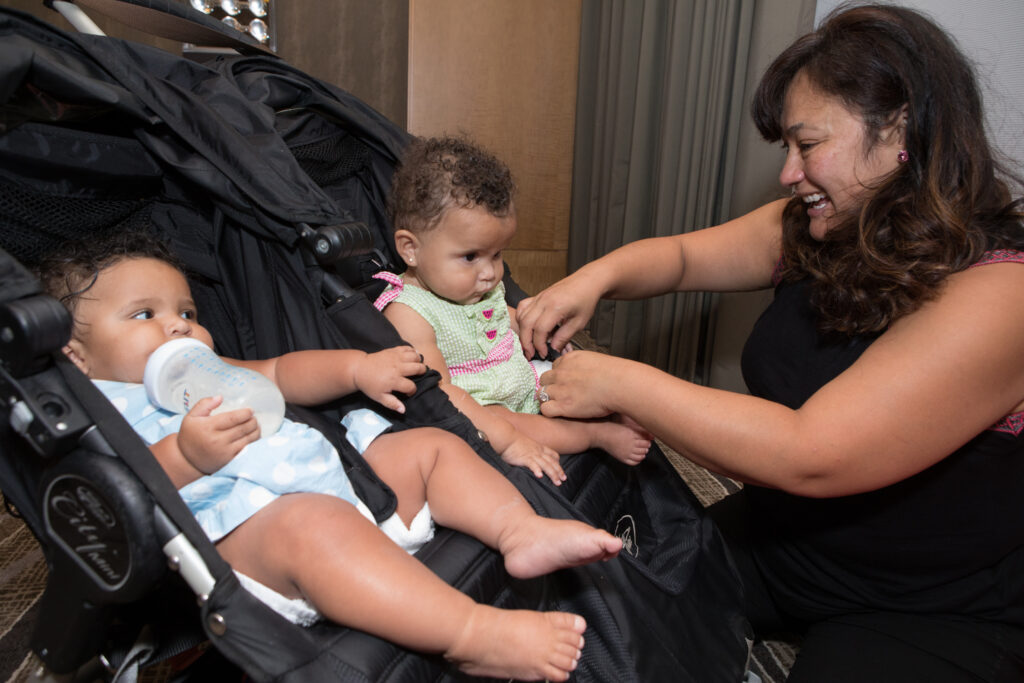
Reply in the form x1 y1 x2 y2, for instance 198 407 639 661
992 413 1023 436
969 249 1024 268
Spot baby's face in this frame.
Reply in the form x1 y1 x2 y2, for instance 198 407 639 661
406 204 517 305
65 257 214 383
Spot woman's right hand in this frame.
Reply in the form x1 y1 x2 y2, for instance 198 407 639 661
516 272 603 359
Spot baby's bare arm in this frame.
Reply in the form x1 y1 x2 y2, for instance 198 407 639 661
227 347 425 412
150 434 204 489
383 302 517 445
383 301 565 484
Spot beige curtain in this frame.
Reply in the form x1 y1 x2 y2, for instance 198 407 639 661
571 0 755 383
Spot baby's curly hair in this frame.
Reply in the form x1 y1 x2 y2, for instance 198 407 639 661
388 135 516 233
35 230 182 318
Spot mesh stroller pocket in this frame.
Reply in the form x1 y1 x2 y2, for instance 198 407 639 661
0 123 160 267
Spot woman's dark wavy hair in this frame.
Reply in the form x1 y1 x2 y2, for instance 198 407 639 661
753 3 1024 334
388 135 516 233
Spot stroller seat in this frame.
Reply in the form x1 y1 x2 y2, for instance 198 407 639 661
0 3 750 681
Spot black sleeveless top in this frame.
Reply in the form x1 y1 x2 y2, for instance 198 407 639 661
739 251 1024 626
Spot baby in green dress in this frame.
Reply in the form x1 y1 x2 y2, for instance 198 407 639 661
375 136 650 484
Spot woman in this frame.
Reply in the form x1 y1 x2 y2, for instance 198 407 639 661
517 4 1024 681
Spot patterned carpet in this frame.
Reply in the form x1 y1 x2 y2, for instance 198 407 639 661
1 447 798 682
0 510 47 683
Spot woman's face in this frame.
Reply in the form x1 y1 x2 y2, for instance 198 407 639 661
778 70 904 240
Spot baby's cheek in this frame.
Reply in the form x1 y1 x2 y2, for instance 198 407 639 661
194 327 216 349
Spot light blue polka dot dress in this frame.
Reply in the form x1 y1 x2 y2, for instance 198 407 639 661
95 380 385 543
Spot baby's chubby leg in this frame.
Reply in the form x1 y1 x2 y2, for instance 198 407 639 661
501 408 652 465
364 428 622 579
216 493 585 681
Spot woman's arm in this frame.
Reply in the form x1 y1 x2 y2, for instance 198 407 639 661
517 199 786 357
540 262 1024 497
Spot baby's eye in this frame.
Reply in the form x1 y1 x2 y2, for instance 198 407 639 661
181 310 197 320
131 310 153 320
463 253 478 263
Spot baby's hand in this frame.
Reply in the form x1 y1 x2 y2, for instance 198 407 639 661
501 433 566 486
353 346 427 414
178 396 260 474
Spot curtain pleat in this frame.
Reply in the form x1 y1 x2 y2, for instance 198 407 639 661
571 0 754 382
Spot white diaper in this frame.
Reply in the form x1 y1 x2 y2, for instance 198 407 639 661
235 571 323 627
530 359 554 376
365 500 435 555
235 501 435 625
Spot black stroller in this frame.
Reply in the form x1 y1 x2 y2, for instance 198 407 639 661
0 3 750 681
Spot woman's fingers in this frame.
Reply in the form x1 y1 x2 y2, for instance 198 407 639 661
538 352 618 419
518 297 575 359
516 296 542 358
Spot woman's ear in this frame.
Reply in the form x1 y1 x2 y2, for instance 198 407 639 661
394 229 419 267
63 340 90 376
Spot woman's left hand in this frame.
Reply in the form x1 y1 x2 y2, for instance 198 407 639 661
537 350 628 420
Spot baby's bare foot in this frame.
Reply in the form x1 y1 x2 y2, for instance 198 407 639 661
588 416 651 465
501 516 622 580
446 606 586 681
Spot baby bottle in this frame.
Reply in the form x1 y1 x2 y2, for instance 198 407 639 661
143 338 285 436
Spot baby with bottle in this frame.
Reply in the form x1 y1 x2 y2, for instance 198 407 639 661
36 231 622 682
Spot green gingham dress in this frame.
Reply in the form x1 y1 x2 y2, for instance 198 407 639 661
373 273 542 414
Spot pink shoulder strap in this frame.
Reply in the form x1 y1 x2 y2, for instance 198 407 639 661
969 249 1024 268
372 272 404 311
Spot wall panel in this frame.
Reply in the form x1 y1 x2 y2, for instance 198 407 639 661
408 0 582 296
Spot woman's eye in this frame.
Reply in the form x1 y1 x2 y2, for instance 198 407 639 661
782 141 816 153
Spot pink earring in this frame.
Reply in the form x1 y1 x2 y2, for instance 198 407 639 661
897 149 909 163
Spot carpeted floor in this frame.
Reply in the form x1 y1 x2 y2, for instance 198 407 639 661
0 509 48 683
1 446 797 682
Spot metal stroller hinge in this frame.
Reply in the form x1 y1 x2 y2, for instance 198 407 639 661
154 507 216 601
1 365 92 458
